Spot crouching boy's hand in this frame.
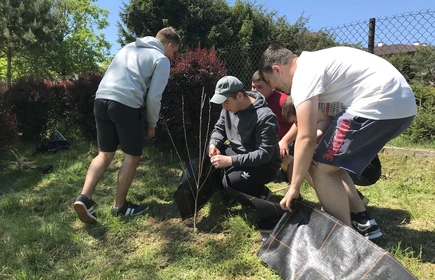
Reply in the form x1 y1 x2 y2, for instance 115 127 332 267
280 184 300 212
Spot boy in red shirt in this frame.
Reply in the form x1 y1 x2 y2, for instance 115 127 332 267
251 71 293 172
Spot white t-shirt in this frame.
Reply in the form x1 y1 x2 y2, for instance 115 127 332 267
291 47 416 120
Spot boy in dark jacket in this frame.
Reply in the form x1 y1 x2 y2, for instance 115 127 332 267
208 76 281 198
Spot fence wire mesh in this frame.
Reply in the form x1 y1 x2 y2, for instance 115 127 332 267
217 9 435 87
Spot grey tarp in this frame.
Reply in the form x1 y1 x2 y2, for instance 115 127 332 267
258 200 416 280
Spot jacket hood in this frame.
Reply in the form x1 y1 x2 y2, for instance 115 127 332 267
135 36 165 54
248 91 267 109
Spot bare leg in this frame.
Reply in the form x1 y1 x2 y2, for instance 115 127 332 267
114 153 141 208
281 155 291 172
286 156 315 187
81 151 115 197
340 170 365 213
310 163 351 226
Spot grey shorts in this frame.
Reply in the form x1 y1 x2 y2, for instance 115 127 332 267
314 112 414 174
94 99 144 156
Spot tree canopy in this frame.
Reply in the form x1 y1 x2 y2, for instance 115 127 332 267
0 0 111 87
43 0 111 76
115 0 337 85
0 0 63 87
117 0 335 51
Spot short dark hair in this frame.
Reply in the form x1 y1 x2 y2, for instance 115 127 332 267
156 26 182 47
228 89 247 100
282 95 296 121
259 43 296 74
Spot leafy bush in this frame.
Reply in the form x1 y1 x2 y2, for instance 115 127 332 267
411 46 435 87
0 87 18 150
41 79 75 138
63 75 101 140
385 54 415 83
401 85 435 142
6 77 55 141
5 75 101 143
158 46 227 154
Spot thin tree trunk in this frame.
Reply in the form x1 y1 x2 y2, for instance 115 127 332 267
7 46 12 89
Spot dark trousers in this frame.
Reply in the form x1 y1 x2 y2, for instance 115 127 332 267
220 147 277 197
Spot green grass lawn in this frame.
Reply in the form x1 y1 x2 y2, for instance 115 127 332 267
0 138 434 279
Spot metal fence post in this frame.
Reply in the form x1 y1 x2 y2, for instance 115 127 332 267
368 18 376 53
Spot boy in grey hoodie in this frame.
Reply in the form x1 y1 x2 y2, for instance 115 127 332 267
208 76 281 199
74 27 181 223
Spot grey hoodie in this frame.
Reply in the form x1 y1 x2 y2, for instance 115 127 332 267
209 91 281 170
96 37 170 128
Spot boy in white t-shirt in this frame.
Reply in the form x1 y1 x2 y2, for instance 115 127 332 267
259 44 416 240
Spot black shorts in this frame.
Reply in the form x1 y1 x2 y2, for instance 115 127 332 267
94 99 144 156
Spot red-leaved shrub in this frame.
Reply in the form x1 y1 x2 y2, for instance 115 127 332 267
6 77 55 141
159 45 227 154
6 75 102 143
64 75 102 140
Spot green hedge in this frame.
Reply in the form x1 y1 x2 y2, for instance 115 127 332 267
0 87 18 150
4 54 432 152
5 76 101 142
402 85 435 142
2 46 227 157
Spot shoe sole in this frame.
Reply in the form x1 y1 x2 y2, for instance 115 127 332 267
352 221 383 240
115 205 150 217
365 230 383 240
73 202 97 224
126 205 150 216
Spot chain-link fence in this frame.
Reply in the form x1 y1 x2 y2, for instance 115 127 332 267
217 9 435 87
216 41 271 88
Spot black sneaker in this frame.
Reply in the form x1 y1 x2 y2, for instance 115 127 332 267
111 201 149 217
351 218 383 240
73 194 98 224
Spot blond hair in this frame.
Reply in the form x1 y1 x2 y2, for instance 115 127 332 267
156 27 181 47
282 95 296 121
251 70 270 86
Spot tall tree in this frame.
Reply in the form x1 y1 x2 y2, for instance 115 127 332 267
117 0 336 51
43 0 111 76
273 15 336 54
229 0 276 45
0 0 111 85
218 0 277 84
116 0 337 85
0 0 62 88
118 0 232 48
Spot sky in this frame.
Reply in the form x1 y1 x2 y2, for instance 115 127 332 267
95 0 434 55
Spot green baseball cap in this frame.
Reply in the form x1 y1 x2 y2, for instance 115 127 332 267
211 76 244 104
